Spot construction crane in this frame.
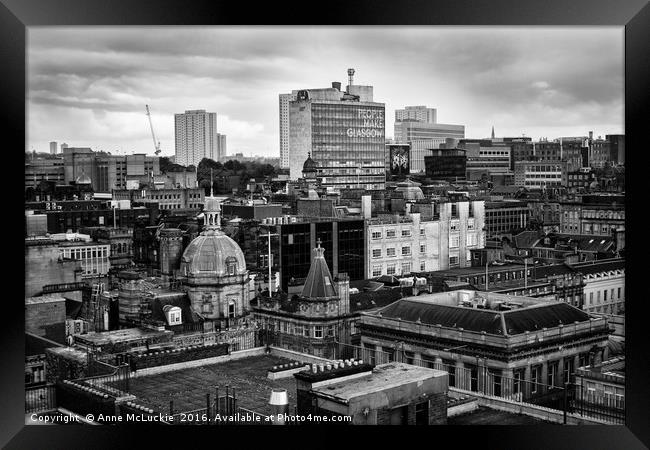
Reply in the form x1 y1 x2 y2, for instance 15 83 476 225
145 104 162 155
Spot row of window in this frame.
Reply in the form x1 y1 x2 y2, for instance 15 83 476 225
588 287 623 305
61 246 110 259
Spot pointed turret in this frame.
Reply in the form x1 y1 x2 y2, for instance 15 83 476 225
203 168 221 231
491 126 495 139
301 240 337 299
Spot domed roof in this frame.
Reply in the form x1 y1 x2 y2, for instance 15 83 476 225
302 154 319 172
180 228 246 278
75 174 92 185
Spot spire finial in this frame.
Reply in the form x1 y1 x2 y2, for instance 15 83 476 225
316 238 322 248
210 167 214 197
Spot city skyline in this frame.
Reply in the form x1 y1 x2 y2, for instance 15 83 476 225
28 27 623 159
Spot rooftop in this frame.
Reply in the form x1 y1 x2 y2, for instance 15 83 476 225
370 290 593 336
123 354 296 415
310 363 445 402
75 328 172 346
448 406 551 425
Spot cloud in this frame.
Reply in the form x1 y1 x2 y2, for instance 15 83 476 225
27 26 624 154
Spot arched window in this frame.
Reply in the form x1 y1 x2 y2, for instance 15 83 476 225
225 257 237 275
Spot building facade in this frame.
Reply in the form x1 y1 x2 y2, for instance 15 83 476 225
253 243 355 358
174 110 219 167
484 200 530 237
574 259 625 315
367 200 485 278
358 290 610 405
514 161 568 188
288 80 386 190
394 121 465 145
395 105 437 124
112 187 205 211
58 241 111 278
179 194 252 331
279 92 297 169
25 158 65 189
423 149 467 181
63 147 160 193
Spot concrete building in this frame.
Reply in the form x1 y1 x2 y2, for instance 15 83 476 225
79 226 134 271
484 200 529 237
288 71 386 190
395 105 437 124
394 121 465 145
606 134 625 166
514 161 568 189
574 259 625 315
25 158 65 189
367 200 485 278
25 295 67 343
459 140 513 183
279 92 297 169
112 187 204 211
217 133 227 161
25 238 82 298
358 290 610 405
295 362 448 425
63 147 160 193
174 110 219 167
50 141 58 155
54 234 111 278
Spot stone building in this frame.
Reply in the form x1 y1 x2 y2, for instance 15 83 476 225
252 241 354 358
358 290 610 405
573 258 625 315
179 191 253 331
367 199 485 278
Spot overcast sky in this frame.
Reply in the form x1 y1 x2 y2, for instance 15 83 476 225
27 27 624 158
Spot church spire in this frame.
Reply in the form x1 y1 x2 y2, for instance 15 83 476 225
491 126 495 139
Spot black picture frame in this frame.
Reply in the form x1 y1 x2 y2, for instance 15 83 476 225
4 0 648 448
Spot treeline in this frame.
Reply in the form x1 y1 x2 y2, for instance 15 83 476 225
196 158 280 194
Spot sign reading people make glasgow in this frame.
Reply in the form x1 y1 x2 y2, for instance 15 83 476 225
347 108 385 138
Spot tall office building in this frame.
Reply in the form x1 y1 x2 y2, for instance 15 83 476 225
60 143 69 153
288 69 386 190
49 141 58 155
395 105 437 124
279 92 296 169
217 133 227 160
174 110 218 167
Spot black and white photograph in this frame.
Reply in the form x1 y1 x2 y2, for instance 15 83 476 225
5 1 648 446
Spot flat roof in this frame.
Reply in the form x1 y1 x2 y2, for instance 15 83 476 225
311 363 446 401
123 354 296 415
76 328 171 345
25 295 66 305
47 346 89 363
449 406 550 425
